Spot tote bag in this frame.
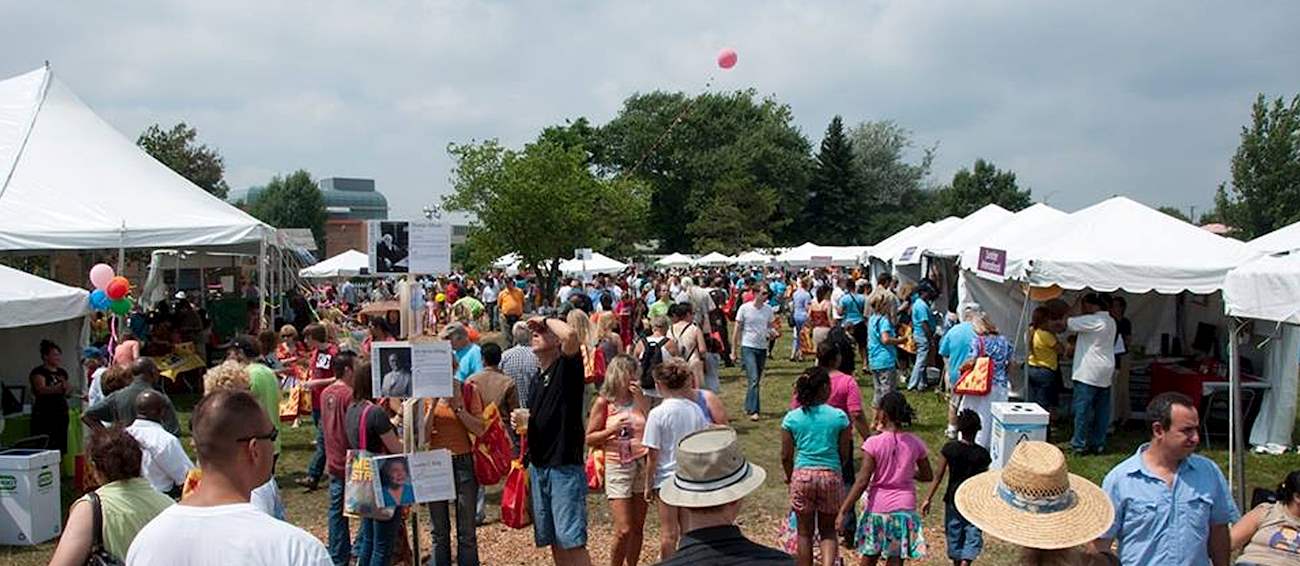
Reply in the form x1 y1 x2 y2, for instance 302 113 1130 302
343 403 396 520
953 337 993 396
501 436 532 529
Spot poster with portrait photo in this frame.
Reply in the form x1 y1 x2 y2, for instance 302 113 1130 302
371 341 453 399
371 450 454 505
369 221 410 274
368 220 450 275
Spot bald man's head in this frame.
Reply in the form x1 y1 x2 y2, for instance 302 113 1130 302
131 357 159 383
190 389 270 466
134 390 167 422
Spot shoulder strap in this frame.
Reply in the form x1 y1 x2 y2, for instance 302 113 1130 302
88 491 107 555
358 403 373 452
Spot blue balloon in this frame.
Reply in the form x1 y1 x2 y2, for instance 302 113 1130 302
89 289 110 310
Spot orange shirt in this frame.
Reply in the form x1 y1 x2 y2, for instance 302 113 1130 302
424 388 483 456
499 288 525 317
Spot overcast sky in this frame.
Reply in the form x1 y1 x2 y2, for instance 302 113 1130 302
3 1 1297 221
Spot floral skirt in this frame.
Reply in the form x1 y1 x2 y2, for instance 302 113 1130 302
856 510 926 559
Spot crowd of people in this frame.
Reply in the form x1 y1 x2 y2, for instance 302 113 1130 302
26 263 1300 566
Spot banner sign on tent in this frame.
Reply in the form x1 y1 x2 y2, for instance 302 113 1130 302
977 247 1007 278
810 255 833 268
898 246 918 263
575 248 593 261
368 221 450 275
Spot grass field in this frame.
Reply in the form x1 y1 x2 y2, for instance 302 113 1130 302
4 333 1298 565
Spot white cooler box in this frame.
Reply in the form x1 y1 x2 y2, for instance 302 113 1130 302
989 402 1049 469
0 448 61 545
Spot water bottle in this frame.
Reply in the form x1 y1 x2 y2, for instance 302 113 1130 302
618 422 632 466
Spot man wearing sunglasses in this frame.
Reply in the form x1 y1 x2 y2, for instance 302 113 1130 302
127 390 330 565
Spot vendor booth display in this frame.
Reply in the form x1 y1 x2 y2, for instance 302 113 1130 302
299 249 369 279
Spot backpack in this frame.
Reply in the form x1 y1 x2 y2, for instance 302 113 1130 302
638 336 666 389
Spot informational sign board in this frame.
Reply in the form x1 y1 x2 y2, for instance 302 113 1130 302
976 247 1007 278
810 255 833 268
372 341 453 399
369 450 454 505
898 246 918 263
368 221 451 275
575 248 593 262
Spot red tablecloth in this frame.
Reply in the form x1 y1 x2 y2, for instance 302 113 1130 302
1149 361 1257 407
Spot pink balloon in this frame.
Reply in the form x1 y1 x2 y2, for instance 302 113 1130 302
89 263 115 290
717 48 737 70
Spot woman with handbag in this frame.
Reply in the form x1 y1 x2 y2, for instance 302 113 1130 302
424 371 487 566
952 313 1016 448
585 355 652 566
347 363 405 566
49 427 173 565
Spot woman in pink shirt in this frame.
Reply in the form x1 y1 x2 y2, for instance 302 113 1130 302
837 391 933 565
113 330 141 369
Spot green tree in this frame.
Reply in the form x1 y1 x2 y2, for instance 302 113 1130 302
1210 94 1300 239
848 120 937 243
247 170 327 250
442 138 648 302
687 174 780 254
803 116 862 244
596 89 812 251
1156 206 1194 223
935 159 1032 217
137 123 231 199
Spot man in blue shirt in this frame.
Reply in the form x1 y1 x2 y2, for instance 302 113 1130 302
938 303 979 438
1095 392 1237 566
838 280 870 369
441 322 483 383
906 280 938 391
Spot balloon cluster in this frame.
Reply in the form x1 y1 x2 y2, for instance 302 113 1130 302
87 263 134 315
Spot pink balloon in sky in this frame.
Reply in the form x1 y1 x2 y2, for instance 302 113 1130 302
717 48 737 70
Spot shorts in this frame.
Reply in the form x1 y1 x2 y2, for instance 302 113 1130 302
856 510 926 559
789 468 843 515
529 465 588 549
944 502 983 561
851 322 869 351
604 454 649 499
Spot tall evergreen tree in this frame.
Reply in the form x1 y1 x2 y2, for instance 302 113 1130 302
805 116 861 244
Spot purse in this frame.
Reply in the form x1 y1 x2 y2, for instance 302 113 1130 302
585 448 605 490
86 491 125 566
343 403 396 520
954 337 993 396
501 436 532 529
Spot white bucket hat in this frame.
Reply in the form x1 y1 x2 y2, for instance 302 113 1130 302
658 427 766 508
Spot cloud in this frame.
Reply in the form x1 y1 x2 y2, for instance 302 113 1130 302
1 0 1297 221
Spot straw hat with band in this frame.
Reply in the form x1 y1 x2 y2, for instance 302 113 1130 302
955 441 1113 550
658 427 766 508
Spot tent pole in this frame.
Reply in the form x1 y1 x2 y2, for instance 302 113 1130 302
258 236 268 329
1228 318 1246 511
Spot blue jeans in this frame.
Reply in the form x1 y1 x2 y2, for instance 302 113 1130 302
1071 381 1111 452
308 408 326 481
486 302 499 331
355 513 398 566
428 453 480 566
1027 366 1059 410
907 334 930 390
944 502 983 561
741 346 768 416
529 465 588 549
328 477 351 566
791 315 807 357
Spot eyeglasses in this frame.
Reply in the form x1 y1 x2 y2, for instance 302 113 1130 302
236 428 279 444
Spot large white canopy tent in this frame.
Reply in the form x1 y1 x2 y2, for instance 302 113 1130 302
0 263 90 397
559 252 628 276
869 217 961 285
734 250 773 266
299 250 369 279
908 204 1012 264
1247 222 1300 254
655 253 694 268
695 252 734 267
775 242 870 267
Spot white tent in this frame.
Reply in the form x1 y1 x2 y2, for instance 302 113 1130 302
299 250 369 279
734 250 772 266
0 264 89 392
492 253 521 270
655 253 694 268
960 203 1069 281
918 204 1014 260
695 252 734 266
560 252 627 275
0 66 272 252
873 217 961 265
1247 222 1300 254
776 242 869 267
1223 253 1300 451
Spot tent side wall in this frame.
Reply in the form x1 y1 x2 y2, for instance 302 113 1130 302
0 316 87 396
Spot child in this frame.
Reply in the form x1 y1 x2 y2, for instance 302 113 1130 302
642 359 711 561
837 391 933 565
782 367 852 566
921 409 990 566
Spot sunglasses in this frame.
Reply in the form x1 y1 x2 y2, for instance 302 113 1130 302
236 428 279 444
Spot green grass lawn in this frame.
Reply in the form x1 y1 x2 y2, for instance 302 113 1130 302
4 333 1298 565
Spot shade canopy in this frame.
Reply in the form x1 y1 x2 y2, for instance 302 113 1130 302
560 252 628 275
776 242 869 267
655 253 694 268
960 203 1068 280
918 204 1014 260
299 250 369 279
1248 221 1300 254
0 66 272 252
0 263 88 329
1224 253 1300 324
872 217 961 264
1015 197 1258 293
695 252 734 266
734 250 772 266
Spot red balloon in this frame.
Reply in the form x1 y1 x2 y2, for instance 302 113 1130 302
717 48 738 70
105 276 130 300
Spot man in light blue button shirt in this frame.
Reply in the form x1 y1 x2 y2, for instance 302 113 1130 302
1095 392 1238 566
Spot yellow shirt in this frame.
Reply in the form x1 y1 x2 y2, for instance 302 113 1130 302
1027 328 1059 370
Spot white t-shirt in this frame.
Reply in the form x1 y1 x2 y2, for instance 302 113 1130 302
830 286 845 320
126 502 330 566
1067 312 1117 388
735 301 775 350
642 397 710 489
125 419 193 493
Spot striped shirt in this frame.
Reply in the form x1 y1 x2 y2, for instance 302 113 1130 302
500 345 540 408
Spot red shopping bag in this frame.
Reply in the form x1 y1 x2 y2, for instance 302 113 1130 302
501 436 532 529
471 402 513 486
585 448 605 490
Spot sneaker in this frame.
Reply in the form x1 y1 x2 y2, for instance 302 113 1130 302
295 477 319 492
749 413 760 422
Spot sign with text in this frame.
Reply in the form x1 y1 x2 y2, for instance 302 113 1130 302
574 248 593 261
372 341 453 399
976 247 1007 278
368 221 451 276
898 246 918 263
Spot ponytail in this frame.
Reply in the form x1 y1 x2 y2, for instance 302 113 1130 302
794 367 830 412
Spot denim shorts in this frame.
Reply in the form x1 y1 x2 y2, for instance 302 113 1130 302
530 464 588 549
944 501 983 561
